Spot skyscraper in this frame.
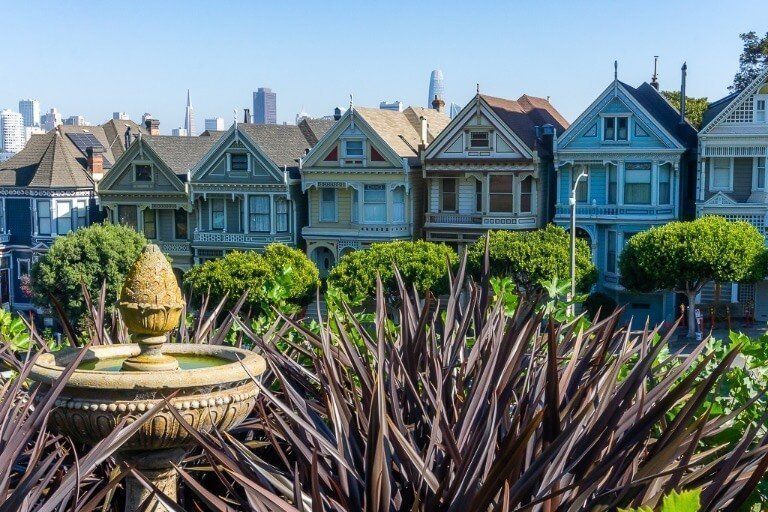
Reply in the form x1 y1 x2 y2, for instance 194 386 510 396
449 102 462 118
113 112 130 120
184 89 195 136
204 117 225 131
0 110 25 153
253 87 277 124
18 99 40 127
41 108 62 131
172 128 188 137
428 70 445 109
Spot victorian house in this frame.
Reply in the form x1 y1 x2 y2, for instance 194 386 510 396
697 66 768 320
422 93 568 248
300 106 450 274
554 68 697 325
0 119 145 311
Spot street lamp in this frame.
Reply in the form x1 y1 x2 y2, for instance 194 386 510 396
569 169 588 316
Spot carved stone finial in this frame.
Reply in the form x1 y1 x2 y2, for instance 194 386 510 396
119 244 183 371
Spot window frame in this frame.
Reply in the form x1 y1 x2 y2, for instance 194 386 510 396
468 130 491 149
755 95 767 123
133 163 153 183
229 153 249 173
16 258 30 279
710 157 734 192
142 208 157 239
275 196 289 232
116 204 137 229
571 167 589 204
74 199 88 229
607 163 618 205
602 115 630 142
754 157 767 190
623 162 653 205
658 163 672 205
55 200 72 235
519 175 533 214
440 178 457 212
489 174 515 213
606 230 617 275
475 179 483 213
248 195 271 233
319 188 337 222
392 186 405 223
174 209 188 240
210 198 226 231
37 199 52 236
343 139 364 158
363 184 387 224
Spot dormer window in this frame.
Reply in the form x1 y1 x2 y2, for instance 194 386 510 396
603 116 629 141
755 97 766 123
469 131 490 149
231 153 248 172
135 164 152 182
344 140 364 158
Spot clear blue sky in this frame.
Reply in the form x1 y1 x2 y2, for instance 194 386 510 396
1 1 766 133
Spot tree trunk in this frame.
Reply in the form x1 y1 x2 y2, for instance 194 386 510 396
687 291 698 339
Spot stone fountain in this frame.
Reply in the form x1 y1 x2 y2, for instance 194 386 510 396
29 244 266 511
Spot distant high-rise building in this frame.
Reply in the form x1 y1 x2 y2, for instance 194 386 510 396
428 70 445 109
449 102 462 118
379 100 404 112
184 89 195 136
64 115 88 126
172 127 188 136
18 99 40 127
113 112 130 121
24 126 45 142
204 117 225 131
141 113 153 123
0 110 25 153
41 108 61 131
253 87 277 124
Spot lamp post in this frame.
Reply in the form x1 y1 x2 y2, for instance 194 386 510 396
569 169 588 316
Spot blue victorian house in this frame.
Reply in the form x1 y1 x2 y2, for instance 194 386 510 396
554 65 697 325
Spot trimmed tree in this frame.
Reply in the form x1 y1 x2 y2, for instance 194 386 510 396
184 244 319 315
327 240 457 303
620 216 767 337
30 223 147 324
467 226 597 297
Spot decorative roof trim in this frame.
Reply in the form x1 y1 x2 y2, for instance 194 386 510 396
700 66 768 134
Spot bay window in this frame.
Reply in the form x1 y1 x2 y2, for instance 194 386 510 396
624 163 652 205
320 188 336 222
174 209 188 239
392 186 405 223
658 164 672 205
519 176 533 213
211 198 225 230
711 158 732 190
117 205 137 229
37 200 52 235
441 179 457 212
363 184 386 223
143 209 157 239
275 197 289 232
608 164 617 204
249 195 270 232
489 175 514 212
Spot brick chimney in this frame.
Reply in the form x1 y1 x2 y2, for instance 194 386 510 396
86 145 105 181
145 118 160 135
432 95 445 113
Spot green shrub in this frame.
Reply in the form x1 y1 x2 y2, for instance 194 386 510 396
327 240 457 303
583 291 618 320
184 244 319 315
467 226 597 296
30 223 147 324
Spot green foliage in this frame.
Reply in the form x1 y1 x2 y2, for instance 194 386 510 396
30 222 147 324
619 216 767 295
0 308 30 352
730 31 768 92
583 291 618 320
661 91 708 129
467 226 597 296
184 244 319 316
327 240 457 304
620 489 701 512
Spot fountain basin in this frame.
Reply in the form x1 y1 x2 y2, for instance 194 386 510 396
29 343 265 451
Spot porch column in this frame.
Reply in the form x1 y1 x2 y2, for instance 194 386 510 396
699 159 707 201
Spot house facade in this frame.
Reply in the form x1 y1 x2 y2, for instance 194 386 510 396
300 106 450 274
554 74 697 325
697 67 768 320
422 93 568 247
0 119 145 311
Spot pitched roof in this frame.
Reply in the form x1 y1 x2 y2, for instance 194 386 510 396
479 94 569 149
619 81 697 148
238 124 322 170
143 132 224 176
701 92 739 128
298 118 336 146
0 131 93 189
354 106 451 158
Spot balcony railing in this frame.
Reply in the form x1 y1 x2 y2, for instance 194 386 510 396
425 212 537 228
355 223 410 234
193 231 292 245
0 233 9 244
157 240 191 254
554 204 676 219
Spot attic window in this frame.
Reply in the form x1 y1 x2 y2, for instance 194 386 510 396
603 117 629 141
756 97 766 123
469 131 490 149
324 146 338 161
345 140 364 158
135 165 152 182
370 146 385 161
231 154 248 172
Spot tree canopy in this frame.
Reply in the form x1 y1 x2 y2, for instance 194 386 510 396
730 31 768 92
467 226 597 296
661 91 708 129
184 244 319 315
327 241 457 303
30 223 147 324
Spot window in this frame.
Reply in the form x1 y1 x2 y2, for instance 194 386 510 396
572 168 588 203
174 209 188 239
143 209 157 239
117 205 137 229
320 188 336 221
344 140 364 157
603 116 628 141
275 197 289 232
351 188 359 223
489 175 514 212
211 198 225 230
231 154 248 172
17 259 30 279
475 179 483 212
519 176 533 213
608 164 617 204
607 231 617 274
249 195 270 232
624 163 652 205
363 184 386 223
756 97 766 123
658 164 672 205
74 199 87 229
711 158 732 190
441 179 457 211
37 200 51 235
134 164 152 182
392 186 405 223
56 201 72 234
756 157 766 190
469 131 490 149
0 199 5 232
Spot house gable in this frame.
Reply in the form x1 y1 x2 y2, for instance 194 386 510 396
425 96 533 161
700 67 768 135
97 139 185 194
192 127 285 185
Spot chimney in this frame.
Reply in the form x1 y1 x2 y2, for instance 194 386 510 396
124 126 132 148
431 95 445 113
419 116 428 148
86 145 105 180
333 107 342 121
650 56 660 90
244 108 251 124
145 118 160 135
680 62 687 124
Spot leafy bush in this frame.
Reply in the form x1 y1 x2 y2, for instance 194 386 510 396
583 291 618 320
327 240 457 303
184 244 319 315
467 226 597 296
30 222 147 324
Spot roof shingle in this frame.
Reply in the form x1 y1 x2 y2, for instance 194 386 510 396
479 94 569 149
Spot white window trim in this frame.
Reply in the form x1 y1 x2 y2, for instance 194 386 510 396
391 185 406 223
600 114 631 143
16 258 30 279
709 157 734 192
753 157 767 190
209 197 226 231
341 138 366 167
657 163 673 205
440 178 458 213
754 94 767 123
622 162 654 206
227 152 251 173
467 129 493 150
319 188 337 222
516 174 535 214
